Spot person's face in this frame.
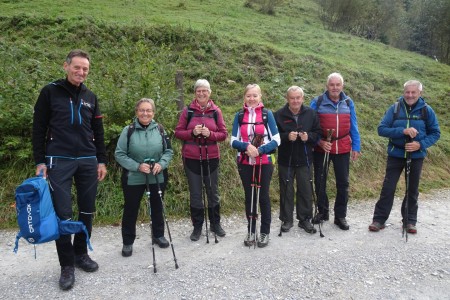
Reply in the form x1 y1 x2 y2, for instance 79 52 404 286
244 87 262 108
403 85 421 106
326 77 343 101
287 90 304 113
195 87 211 106
63 56 90 87
136 102 154 125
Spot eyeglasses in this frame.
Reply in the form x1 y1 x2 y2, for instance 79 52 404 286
138 109 154 114
196 89 209 94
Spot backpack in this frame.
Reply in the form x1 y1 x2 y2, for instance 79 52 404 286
185 105 218 128
393 98 428 121
126 121 170 184
237 108 272 141
13 173 92 255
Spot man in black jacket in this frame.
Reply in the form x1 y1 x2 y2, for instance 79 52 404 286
275 86 322 234
32 49 107 290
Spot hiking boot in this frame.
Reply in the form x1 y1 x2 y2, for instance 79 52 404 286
281 221 294 232
298 220 317 234
312 213 329 224
153 236 169 248
406 224 417 234
75 254 99 272
210 223 226 237
59 266 75 291
190 227 202 241
334 217 350 230
257 233 269 248
368 221 385 232
122 244 133 257
244 233 256 247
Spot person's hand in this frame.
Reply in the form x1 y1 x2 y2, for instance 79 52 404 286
245 144 259 158
319 140 332 152
36 164 47 178
193 124 210 137
403 127 418 139
299 131 308 142
200 126 211 138
151 162 162 175
405 141 420 152
288 131 298 142
139 163 151 174
97 164 107 181
351 151 360 161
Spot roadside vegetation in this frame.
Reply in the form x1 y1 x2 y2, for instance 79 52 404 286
0 0 449 228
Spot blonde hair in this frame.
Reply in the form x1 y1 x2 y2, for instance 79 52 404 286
244 84 262 96
135 98 155 112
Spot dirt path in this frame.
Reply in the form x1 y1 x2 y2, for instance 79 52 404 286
1 189 449 299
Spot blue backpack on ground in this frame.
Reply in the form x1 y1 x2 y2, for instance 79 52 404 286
13 173 93 254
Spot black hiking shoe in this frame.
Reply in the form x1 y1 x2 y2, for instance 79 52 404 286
281 221 294 232
334 217 350 230
122 244 133 257
210 223 226 237
59 266 75 291
312 213 329 224
298 220 317 234
153 236 169 248
75 254 99 272
190 227 202 241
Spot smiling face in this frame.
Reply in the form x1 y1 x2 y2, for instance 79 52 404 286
135 101 155 125
326 76 344 102
287 90 304 114
195 86 211 107
403 84 421 106
64 56 90 87
244 86 262 108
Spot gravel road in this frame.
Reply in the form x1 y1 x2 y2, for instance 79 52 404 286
1 189 449 300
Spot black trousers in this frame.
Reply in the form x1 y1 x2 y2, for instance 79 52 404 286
238 163 273 234
313 152 350 218
121 174 165 246
47 157 98 267
372 156 424 225
278 164 313 222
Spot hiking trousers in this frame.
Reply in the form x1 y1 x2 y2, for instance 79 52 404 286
372 156 424 225
47 157 98 267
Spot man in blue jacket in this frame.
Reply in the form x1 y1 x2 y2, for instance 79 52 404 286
32 49 107 290
369 80 440 234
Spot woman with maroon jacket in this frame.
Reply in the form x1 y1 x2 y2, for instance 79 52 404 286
175 79 228 242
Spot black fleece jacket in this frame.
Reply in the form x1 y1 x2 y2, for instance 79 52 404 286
32 79 107 165
274 104 321 167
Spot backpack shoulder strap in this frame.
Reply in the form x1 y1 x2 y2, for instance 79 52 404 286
315 95 324 110
126 122 136 154
393 99 401 120
186 105 194 129
237 109 245 126
157 123 169 151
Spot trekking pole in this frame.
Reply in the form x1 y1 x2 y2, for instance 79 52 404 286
253 154 263 248
204 136 219 244
248 162 257 248
279 140 294 237
144 159 157 273
403 137 412 242
303 140 324 238
150 159 179 269
197 135 209 244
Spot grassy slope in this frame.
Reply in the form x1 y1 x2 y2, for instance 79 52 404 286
1 0 449 227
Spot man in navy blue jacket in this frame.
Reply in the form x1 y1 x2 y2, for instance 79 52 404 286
32 49 107 290
369 80 440 234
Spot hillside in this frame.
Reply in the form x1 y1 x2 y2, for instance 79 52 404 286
0 0 449 227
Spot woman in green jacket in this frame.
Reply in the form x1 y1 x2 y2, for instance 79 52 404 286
115 98 173 257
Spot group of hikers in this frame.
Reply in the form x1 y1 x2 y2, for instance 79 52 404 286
32 49 440 290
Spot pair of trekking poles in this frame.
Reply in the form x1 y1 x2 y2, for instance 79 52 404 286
197 131 219 244
277 129 334 238
144 159 179 273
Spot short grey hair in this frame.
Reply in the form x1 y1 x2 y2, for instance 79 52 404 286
404 80 423 92
65 49 90 64
135 98 156 112
286 86 304 98
327 72 344 85
194 79 211 93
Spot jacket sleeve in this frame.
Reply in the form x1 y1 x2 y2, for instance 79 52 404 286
258 110 281 154
378 105 405 139
308 109 322 145
274 110 290 143
231 112 249 152
114 126 140 172
91 96 107 164
32 87 51 165
349 99 361 152
420 106 440 150
208 107 228 142
174 107 193 141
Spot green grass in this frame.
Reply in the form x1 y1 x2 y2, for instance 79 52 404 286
0 0 449 228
